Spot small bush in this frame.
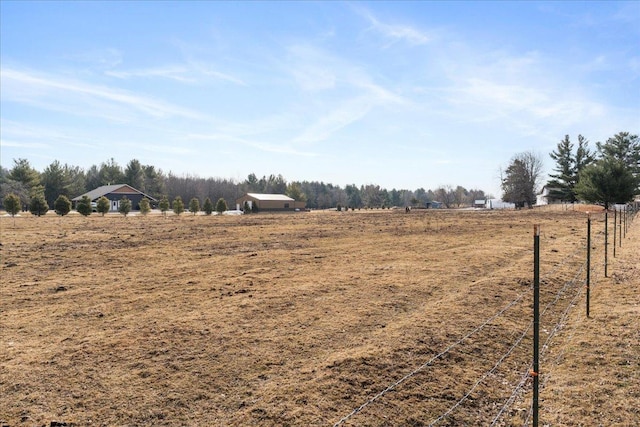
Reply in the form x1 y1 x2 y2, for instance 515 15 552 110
159 196 170 216
139 198 151 215
189 198 200 215
173 196 185 216
118 196 132 217
77 195 92 216
3 193 21 217
97 196 110 216
54 195 72 216
29 193 48 217
203 197 214 215
215 198 228 214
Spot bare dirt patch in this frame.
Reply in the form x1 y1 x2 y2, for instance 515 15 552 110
1 207 638 426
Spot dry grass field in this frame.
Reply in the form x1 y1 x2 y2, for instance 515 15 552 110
1 207 638 426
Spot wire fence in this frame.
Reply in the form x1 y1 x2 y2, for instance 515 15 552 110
332 207 635 426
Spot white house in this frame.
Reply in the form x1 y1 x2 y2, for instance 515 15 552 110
536 186 563 206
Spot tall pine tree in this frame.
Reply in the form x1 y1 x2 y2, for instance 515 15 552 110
596 132 640 190
547 135 594 202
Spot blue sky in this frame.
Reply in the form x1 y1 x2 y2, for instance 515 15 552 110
1 1 639 196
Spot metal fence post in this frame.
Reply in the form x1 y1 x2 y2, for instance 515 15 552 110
604 211 608 278
613 209 617 258
619 207 623 248
532 224 540 427
586 214 591 318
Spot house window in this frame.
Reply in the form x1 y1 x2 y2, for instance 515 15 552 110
284 203 290 208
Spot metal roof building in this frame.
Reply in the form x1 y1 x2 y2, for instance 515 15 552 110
235 193 306 212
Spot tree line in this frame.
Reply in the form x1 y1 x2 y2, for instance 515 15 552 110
2 130 636 215
0 158 488 213
501 131 639 208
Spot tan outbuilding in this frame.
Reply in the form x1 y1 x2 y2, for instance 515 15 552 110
235 193 306 212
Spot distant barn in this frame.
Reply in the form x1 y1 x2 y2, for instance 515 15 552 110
72 184 157 211
235 193 306 212
485 199 515 210
473 199 486 208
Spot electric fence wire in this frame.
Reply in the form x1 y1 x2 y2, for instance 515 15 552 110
334 225 605 427
441 227 604 425
490 229 606 426
520 230 606 426
455 259 586 427
428 316 534 426
332 291 528 427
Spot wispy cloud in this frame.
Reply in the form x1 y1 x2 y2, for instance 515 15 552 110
189 61 247 86
135 143 195 156
187 133 317 157
106 65 196 83
283 43 406 144
0 119 97 149
66 48 123 69
1 67 207 121
106 61 247 86
285 44 338 92
292 96 373 144
356 7 433 46
0 139 49 149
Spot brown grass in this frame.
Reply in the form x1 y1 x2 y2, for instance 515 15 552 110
1 207 638 426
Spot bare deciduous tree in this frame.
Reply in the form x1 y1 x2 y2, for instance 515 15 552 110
501 151 544 208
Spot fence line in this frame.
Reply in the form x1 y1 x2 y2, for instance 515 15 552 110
332 291 527 426
429 317 533 426
332 219 610 426
488 259 588 426
441 228 602 425
431 256 589 425
520 223 607 426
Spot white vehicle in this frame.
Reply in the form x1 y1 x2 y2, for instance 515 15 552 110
222 209 244 215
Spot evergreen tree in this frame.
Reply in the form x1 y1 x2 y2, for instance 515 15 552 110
85 164 101 190
286 182 306 202
3 193 21 217
77 195 92 216
172 196 185 215
159 195 170 216
243 201 250 213
203 197 214 215
8 158 41 190
596 132 640 190
575 158 636 209
142 165 166 199
189 197 200 215
215 197 228 214
244 173 259 192
547 135 575 201
64 164 86 200
54 195 72 216
98 158 125 185
547 135 595 202
139 198 151 215
3 159 40 209
118 196 132 216
124 159 145 191
575 135 596 179
96 196 110 216
29 189 49 216
42 160 69 208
